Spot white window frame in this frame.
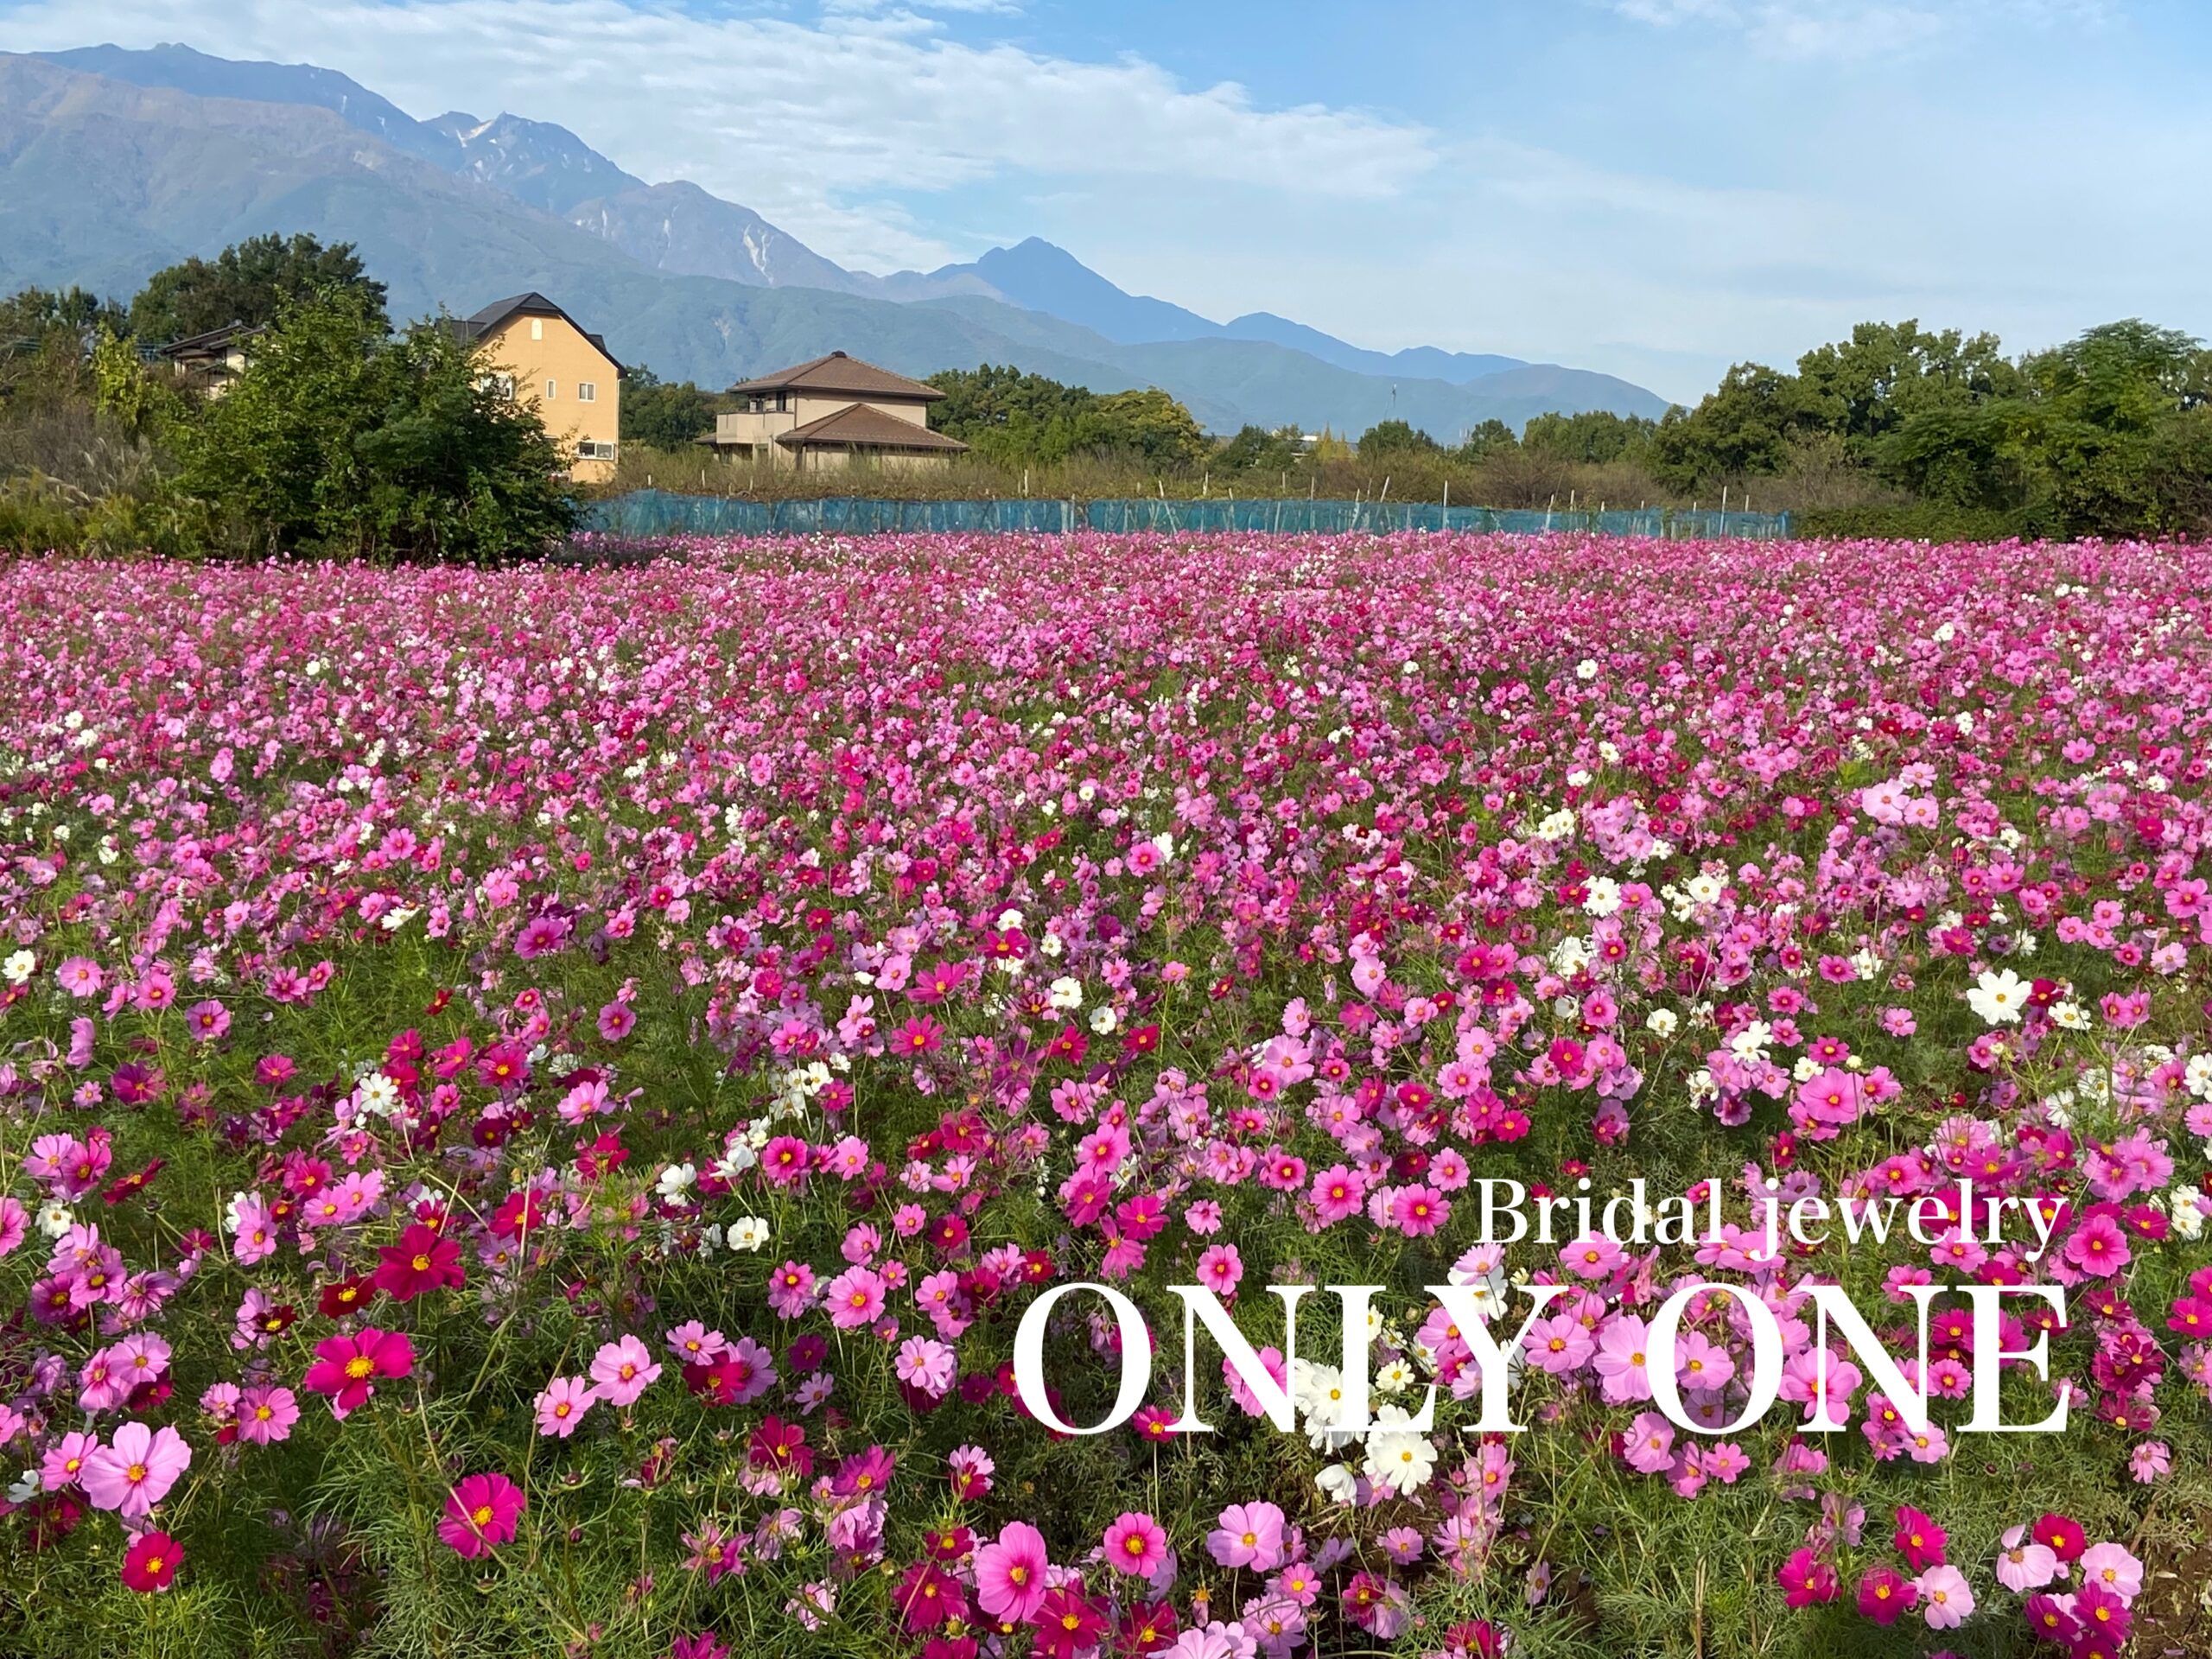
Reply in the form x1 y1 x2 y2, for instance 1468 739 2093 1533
544 379 557 401
577 382 596 402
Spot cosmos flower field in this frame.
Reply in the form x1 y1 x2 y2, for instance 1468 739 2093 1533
2 530 2210 1659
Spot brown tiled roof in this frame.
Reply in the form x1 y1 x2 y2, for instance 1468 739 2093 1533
450 291 623 372
774 402 968 452
731 351 944 401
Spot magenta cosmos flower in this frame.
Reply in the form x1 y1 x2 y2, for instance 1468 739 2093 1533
440 1471 526 1558
302 1326 415 1418
1103 1510 1169 1577
81 1421 191 1517
973 1520 1050 1622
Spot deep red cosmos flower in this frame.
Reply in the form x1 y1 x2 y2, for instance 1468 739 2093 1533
122 1529 183 1592
372 1223 466 1302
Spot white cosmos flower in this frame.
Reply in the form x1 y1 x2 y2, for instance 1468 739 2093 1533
727 1217 772 1252
1315 1462 1359 1503
656 1162 696 1199
1967 968 2030 1025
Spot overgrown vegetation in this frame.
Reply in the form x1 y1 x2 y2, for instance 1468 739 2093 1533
0 237 573 562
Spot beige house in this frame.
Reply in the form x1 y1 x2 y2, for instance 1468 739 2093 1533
454 293 623 483
149 322 262 397
710 352 967 471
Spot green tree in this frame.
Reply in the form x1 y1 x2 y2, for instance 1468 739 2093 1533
175 291 574 561
620 367 727 448
1356 418 1439 458
129 233 390 343
1793 320 2018 460
0 285 127 411
1071 387 1210 468
1649 362 1818 491
1454 418 1518 461
928 365 1099 464
1217 423 1303 473
1520 410 1656 464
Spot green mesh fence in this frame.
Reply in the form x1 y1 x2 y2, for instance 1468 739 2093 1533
577 490 1792 542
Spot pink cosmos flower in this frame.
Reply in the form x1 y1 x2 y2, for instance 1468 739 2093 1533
1196 1243 1244 1296
823 1265 887 1330
1103 1510 1169 1577
1561 1233 1624 1280
1777 1548 1837 1608
81 1421 191 1517
589 1335 662 1407
1893 1505 1945 1570
894 1336 957 1399
1523 1313 1594 1375
238 1384 300 1446
1207 1501 1286 1572
1594 1316 1653 1402
1857 1566 1916 1624
974 1520 1050 1622
440 1471 526 1557
1671 1330 1735 1392
534 1376 595 1438
1390 1185 1447 1236
41 1430 99 1492
1622 1413 1675 1475
1912 1564 1973 1628
2078 1541 2143 1602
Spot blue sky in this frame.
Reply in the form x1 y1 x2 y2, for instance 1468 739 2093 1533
6 0 2209 400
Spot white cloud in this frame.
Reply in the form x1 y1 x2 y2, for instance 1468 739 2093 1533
1 0 1437 271
1605 0 2107 61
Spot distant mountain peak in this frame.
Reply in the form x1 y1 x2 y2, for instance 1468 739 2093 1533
7 42 1670 432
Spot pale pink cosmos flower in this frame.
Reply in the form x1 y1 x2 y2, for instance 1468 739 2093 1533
590 1335 662 1407
1995 1525 2058 1592
82 1421 191 1517
40 1430 99 1492
1594 1316 1653 1403
823 1265 887 1330
1623 1412 1675 1475
1207 1501 1286 1572
893 1336 957 1399
2077 1541 2143 1602
1913 1564 1973 1628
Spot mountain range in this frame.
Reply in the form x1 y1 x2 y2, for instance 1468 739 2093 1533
1 42 1673 435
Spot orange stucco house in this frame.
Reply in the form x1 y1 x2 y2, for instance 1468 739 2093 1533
452 293 623 483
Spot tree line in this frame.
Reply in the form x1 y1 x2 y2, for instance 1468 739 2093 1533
1 233 574 560
8 226 2209 553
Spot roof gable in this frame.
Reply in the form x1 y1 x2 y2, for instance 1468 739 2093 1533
775 402 968 451
454 291 623 372
729 351 944 401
